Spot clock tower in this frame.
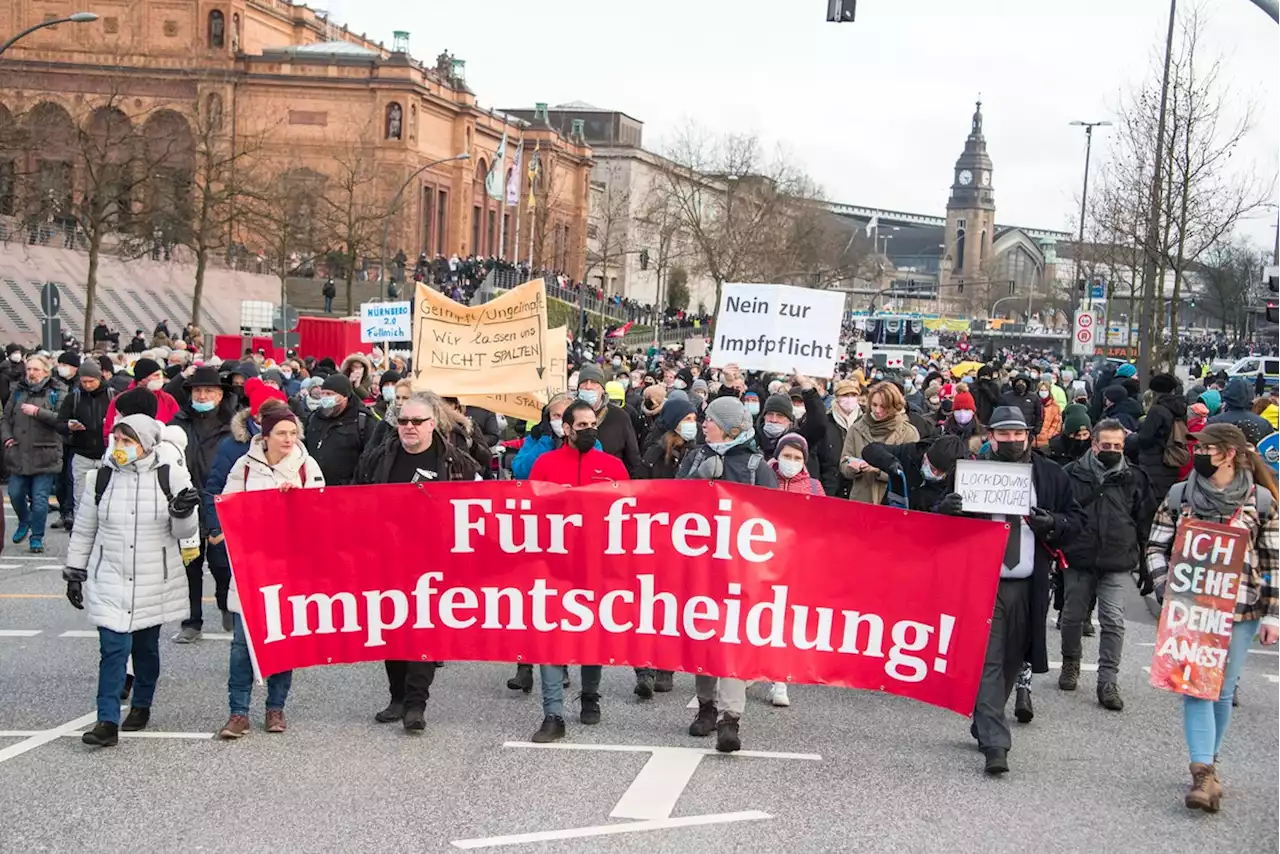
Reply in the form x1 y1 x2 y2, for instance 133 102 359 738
943 100 996 287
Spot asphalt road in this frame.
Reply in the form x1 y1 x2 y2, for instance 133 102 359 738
0 514 1276 854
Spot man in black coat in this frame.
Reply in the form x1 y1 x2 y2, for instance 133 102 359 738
969 406 1085 776
999 373 1043 436
54 359 115 533
861 434 969 512
1101 385 1142 432
1135 373 1188 504
304 374 373 486
971 365 1003 426
1059 418 1154 713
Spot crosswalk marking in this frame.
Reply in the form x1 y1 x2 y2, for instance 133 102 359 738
0 630 40 637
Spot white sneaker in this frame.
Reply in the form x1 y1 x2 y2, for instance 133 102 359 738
769 683 790 707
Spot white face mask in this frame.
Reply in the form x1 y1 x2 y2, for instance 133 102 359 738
57 365 77 379
778 458 804 479
9 352 22 363
836 396 858 414
791 406 805 422
678 421 697 441
146 378 163 392
550 418 564 437
954 410 974 425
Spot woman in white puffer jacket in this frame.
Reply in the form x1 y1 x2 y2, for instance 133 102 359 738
63 414 202 747
217 400 325 739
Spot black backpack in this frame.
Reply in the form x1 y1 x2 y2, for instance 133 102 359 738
94 463 173 506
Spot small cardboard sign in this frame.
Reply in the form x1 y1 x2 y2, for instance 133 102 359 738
954 459 1033 516
1149 519 1247 700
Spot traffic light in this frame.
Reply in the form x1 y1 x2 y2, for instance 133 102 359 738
826 0 856 22
1076 278 1086 297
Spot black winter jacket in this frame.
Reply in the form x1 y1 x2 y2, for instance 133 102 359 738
861 440 954 513
1000 387 1044 435
1207 377 1275 447
1136 393 1188 502
595 402 643 477
1061 455 1154 574
170 398 237 498
55 383 115 460
304 397 373 486
355 432 480 484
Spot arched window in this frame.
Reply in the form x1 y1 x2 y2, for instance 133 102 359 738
385 103 403 140
208 10 225 48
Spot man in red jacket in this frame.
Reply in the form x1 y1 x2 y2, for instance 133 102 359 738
527 400 627 744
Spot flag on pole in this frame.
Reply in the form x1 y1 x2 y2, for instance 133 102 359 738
506 141 522 207
527 141 541 209
485 129 507 201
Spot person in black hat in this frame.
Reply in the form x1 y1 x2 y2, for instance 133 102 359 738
967 405 1085 776
861 434 970 513
304 373 373 486
372 370 402 421
169 365 237 643
1135 372 1188 504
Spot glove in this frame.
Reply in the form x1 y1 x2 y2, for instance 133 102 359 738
885 459 904 478
180 546 201 566
936 493 965 516
169 487 200 519
1026 507 1055 536
1134 567 1155 597
66 580 84 610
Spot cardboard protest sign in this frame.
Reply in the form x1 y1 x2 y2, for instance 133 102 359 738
412 278 549 397
954 460 1033 515
709 283 845 376
459 326 568 422
1149 519 1246 700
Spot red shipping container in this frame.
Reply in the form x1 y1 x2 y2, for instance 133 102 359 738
213 334 244 361
296 316 367 364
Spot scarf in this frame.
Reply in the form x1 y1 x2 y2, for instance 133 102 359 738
1081 448 1125 482
832 402 858 432
1185 467 1252 522
865 411 905 441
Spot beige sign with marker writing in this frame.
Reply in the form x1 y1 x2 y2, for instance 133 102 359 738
412 278 550 397
459 326 568 421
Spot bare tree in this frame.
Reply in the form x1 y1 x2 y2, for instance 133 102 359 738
319 121 393 315
1198 239 1262 340
238 160 330 307
584 161 632 294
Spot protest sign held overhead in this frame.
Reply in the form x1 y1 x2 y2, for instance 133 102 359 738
458 326 568 422
954 460 1033 516
412 278 549 397
710 283 845 376
1149 519 1247 700
360 301 411 343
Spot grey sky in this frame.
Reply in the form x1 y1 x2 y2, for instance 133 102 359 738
325 0 1278 248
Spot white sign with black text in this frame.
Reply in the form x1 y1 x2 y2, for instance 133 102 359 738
955 459 1033 516
360 301 412 343
710 283 845 376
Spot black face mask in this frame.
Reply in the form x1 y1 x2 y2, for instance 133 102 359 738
992 440 1027 462
1013 381 1028 395
1067 437 1091 455
1192 454 1219 478
571 428 598 454
1096 450 1123 468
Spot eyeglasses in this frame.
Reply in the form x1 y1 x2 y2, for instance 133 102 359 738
398 417 433 427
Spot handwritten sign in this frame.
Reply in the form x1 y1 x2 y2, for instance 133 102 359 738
360 301 411 343
1149 519 1246 700
954 459 1033 516
709 283 845 376
458 326 568 422
412 278 549 397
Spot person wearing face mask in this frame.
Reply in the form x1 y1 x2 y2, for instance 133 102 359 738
861 433 969 515
168 366 237 643
822 379 861 499
968 406 1084 776
291 376 325 425
1146 423 1278 812
54 359 117 536
840 382 919 505
0 343 26 406
1101 385 1141 432
102 358 180 439
371 370 402 422
638 384 668 441
574 363 642 477
3 355 65 553
1044 404 1092 467
1032 381 1063 450
303 374 373 487
511 394 597 481
1057 419 1155 714
971 365 1004 426
527 399 629 744
770 433 824 497
1045 372 1068 411
999 373 1043 438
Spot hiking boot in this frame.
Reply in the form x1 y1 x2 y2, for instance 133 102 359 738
715 715 741 753
374 702 405 723
218 714 251 739
265 709 286 733
1082 621 1096 638
28 539 43 553
634 672 655 700
769 683 791 707
220 610 233 632
531 715 565 744
1014 686 1034 723
654 671 674 693
1098 682 1124 712
173 626 201 644
1058 658 1081 691
120 707 150 732
579 693 601 726
1185 762 1221 812
983 748 1009 775
50 517 63 529
506 664 533 693
11 524 28 544
81 721 118 747
689 700 718 737
119 673 134 702
402 706 426 732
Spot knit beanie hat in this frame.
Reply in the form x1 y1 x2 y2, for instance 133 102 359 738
380 370 402 389
762 393 794 421
77 359 102 380
1116 363 1137 378
952 390 976 412
657 397 696 432
577 363 606 386
1189 402 1209 419
97 355 114 376
245 378 288 417
57 351 80 368
666 389 691 404
605 380 626 402
705 396 752 439
1061 403 1090 435
774 432 809 459
131 357 162 381
1199 388 1221 415
115 387 159 418
1149 373 1178 394
691 378 709 396
321 373 354 397
1104 385 1128 404
257 398 298 438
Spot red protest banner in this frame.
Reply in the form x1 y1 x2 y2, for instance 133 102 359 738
216 481 1009 715
1149 519 1247 700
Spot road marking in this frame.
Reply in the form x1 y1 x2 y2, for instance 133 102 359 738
57 630 98 638
504 742 822 762
452 811 772 849
0 594 62 600
0 730 214 740
0 564 23 570
1047 661 1099 672
0 712 97 766
611 748 719 820
0 629 40 637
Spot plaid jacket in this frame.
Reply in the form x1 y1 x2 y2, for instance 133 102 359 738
1145 481 1279 628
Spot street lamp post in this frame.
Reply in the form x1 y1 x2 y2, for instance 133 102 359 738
1069 120 1111 310
380 152 470 301
0 12 98 57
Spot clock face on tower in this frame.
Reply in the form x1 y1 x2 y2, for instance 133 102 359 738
981 171 990 187
958 169 973 186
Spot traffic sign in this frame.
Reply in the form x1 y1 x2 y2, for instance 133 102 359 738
271 331 301 349
360 301 412 343
41 316 61 352
1071 305 1095 356
1089 279 1106 301
1259 433 1279 476
40 282 60 318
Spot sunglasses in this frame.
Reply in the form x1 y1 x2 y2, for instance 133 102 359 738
398 417 433 427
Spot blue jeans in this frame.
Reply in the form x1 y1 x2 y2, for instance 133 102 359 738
228 613 292 716
539 664 601 718
9 473 55 539
97 625 161 724
1183 619 1257 764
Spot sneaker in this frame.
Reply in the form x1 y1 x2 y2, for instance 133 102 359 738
218 714 251 739
1097 682 1124 712
265 709 286 733
28 539 43 553
1014 687 1034 723
119 673 134 702
654 671 675 693
11 524 28 544
715 715 741 753
402 706 426 732
634 672 655 700
689 700 717 737
120 707 150 732
1082 621 1096 638
221 610 233 632
173 626 201 644
50 517 63 529
1058 658 1080 691
81 721 118 747
769 683 791 707
579 693 601 726
983 747 1009 775
374 702 405 723
506 664 533 693
531 715 565 744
